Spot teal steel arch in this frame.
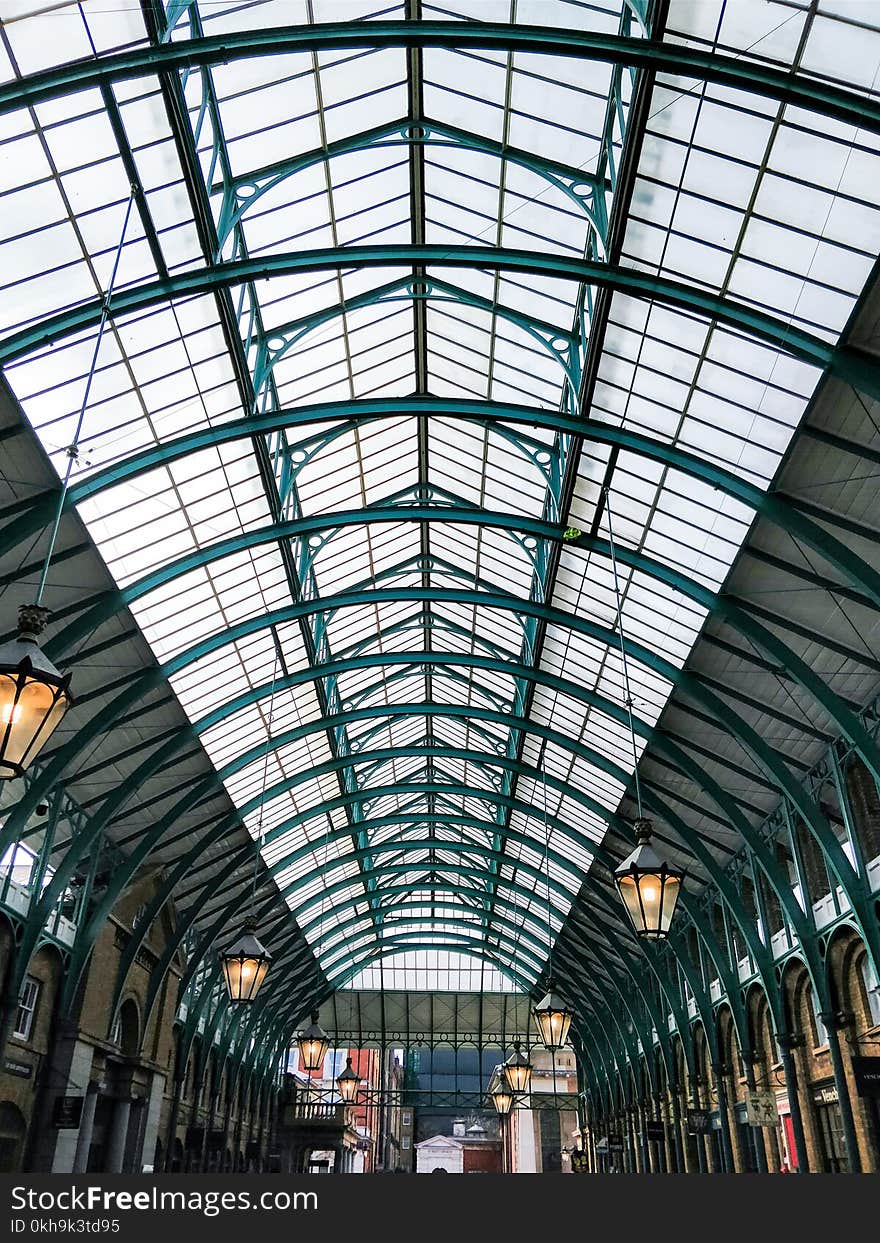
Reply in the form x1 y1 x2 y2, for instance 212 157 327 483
178 848 686 1064
121 768 763 1004
121 788 735 1045
39 580 872 924
93 683 782 1022
36 502 880 791
319 922 547 984
250 275 582 408
216 121 606 258
0 645 830 1002
1 22 878 136
10 396 880 622
3 248 878 398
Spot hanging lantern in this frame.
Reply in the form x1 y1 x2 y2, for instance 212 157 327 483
614 818 685 939
0 605 72 780
297 1011 330 1073
336 1056 360 1104
219 918 272 1003
503 1042 532 1095
490 1077 515 1116
533 986 574 1051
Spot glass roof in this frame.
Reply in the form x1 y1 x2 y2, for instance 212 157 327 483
1 0 879 994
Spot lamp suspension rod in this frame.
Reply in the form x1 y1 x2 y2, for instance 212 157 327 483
251 648 280 914
602 487 643 818
35 185 137 607
542 753 552 972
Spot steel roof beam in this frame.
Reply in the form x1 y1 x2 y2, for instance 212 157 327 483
3 247 876 397
37 502 880 789
2 22 879 136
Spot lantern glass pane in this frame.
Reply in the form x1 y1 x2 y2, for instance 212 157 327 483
618 870 682 938
222 953 269 1003
534 1007 573 1051
492 1087 515 1115
0 671 69 779
337 1070 359 1103
299 1034 330 1072
504 1059 532 1094
655 873 681 937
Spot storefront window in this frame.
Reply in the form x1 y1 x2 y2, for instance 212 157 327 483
812 1085 849 1173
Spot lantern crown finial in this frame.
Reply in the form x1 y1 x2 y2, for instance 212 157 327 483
633 816 653 844
17 604 51 642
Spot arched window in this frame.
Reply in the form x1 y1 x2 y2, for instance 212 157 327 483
857 955 880 1027
110 999 140 1057
809 986 828 1047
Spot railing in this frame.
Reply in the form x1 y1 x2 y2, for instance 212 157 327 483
285 1102 349 1124
0 874 77 947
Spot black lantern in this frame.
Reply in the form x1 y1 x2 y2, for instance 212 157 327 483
614 818 685 939
219 918 272 1003
503 1042 532 1095
0 605 72 780
490 1077 515 1116
297 1010 330 1072
533 986 574 1051
336 1056 360 1104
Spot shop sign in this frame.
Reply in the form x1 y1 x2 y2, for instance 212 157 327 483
52 1095 83 1129
686 1109 711 1134
745 1090 778 1127
645 1120 666 1141
608 1135 624 1153
811 1083 838 1105
4 1057 32 1079
851 1056 880 1098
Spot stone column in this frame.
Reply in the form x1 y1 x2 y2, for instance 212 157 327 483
123 1096 148 1174
72 1084 100 1174
140 1072 165 1173
105 1096 132 1174
45 1034 95 1173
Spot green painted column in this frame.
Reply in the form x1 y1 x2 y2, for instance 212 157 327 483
776 1035 811 1173
712 1064 736 1173
820 1012 862 1173
743 1058 769 1173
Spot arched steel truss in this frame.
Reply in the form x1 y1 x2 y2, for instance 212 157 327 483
1 6 879 1125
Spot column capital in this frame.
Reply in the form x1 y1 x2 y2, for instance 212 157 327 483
775 1031 805 1051
818 1009 852 1031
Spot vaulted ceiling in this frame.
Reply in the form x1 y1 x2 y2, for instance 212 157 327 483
1 0 880 1044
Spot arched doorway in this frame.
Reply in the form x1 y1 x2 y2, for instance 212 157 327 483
0 1102 27 1173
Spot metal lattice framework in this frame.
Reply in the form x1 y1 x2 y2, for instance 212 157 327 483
1 0 880 1105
